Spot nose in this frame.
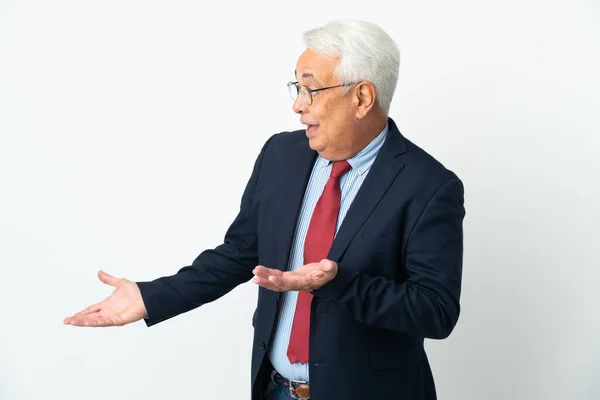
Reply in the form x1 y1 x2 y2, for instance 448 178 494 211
292 95 306 114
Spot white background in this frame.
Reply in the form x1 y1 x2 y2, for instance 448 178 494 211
1 0 599 399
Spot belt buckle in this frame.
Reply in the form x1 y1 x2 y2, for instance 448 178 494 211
288 378 310 400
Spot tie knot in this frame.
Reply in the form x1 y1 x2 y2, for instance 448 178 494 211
330 160 351 179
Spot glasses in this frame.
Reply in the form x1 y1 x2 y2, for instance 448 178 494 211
287 81 358 105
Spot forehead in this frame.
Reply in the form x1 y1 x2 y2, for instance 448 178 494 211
295 48 339 84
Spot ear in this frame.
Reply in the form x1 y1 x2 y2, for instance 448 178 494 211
355 81 377 119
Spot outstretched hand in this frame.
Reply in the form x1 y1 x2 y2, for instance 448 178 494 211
64 270 148 327
252 259 338 292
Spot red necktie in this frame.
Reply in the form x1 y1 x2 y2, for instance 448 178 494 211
287 160 352 365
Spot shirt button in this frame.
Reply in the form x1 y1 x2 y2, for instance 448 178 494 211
259 342 266 351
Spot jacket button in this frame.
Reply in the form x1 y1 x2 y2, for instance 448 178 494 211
259 342 266 351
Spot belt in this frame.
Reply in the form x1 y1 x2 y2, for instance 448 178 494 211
270 370 310 400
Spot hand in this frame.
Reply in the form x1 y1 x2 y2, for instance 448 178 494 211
64 270 148 327
252 259 338 292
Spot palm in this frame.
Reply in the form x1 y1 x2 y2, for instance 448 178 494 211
252 260 338 292
64 271 147 327
287 266 322 289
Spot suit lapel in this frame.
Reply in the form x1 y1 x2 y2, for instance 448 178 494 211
328 119 407 262
273 137 317 271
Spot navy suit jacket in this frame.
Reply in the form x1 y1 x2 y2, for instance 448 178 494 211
137 118 466 400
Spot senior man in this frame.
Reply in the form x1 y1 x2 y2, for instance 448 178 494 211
65 19 466 400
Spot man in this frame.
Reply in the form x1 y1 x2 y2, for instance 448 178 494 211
65 19 465 400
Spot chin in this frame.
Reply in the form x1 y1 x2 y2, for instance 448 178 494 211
307 137 325 153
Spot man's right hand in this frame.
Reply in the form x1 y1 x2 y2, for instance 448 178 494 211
64 270 148 327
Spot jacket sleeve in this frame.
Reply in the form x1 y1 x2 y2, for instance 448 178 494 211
312 177 466 339
136 135 274 327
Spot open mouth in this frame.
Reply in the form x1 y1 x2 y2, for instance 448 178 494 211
306 124 319 138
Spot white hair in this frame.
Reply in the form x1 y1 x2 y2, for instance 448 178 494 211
303 19 400 116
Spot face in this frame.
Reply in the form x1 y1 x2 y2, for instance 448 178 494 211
293 49 360 160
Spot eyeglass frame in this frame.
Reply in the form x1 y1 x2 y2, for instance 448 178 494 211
287 81 359 105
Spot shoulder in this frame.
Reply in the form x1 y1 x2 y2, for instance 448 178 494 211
388 130 464 203
254 129 310 167
263 129 307 151
402 137 460 183
386 119 460 187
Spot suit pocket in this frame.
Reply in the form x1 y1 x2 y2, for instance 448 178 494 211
369 343 420 370
368 331 421 370
316 298 342 315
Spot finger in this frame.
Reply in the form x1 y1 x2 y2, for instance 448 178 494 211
253 267 284 283
269 274 311 291
98 270 119 287
252 276 283 292
64 303 102 324
68 303 130 327
319 259 337 273
253 265 283 276
68 312 115 327
252 269 270 279
253 269 279 281
64 307 102 325
269 275 290 290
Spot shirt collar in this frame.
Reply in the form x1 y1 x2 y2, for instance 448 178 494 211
317 123 389 176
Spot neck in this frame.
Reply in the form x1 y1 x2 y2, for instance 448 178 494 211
337 114 387 160
356 115 387 149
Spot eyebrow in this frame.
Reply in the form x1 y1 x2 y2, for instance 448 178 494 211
294 69 321 85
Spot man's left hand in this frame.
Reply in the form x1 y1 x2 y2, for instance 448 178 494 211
252 259 338 291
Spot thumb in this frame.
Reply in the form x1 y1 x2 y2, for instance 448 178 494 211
98 270 119 287
320 259 337 273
